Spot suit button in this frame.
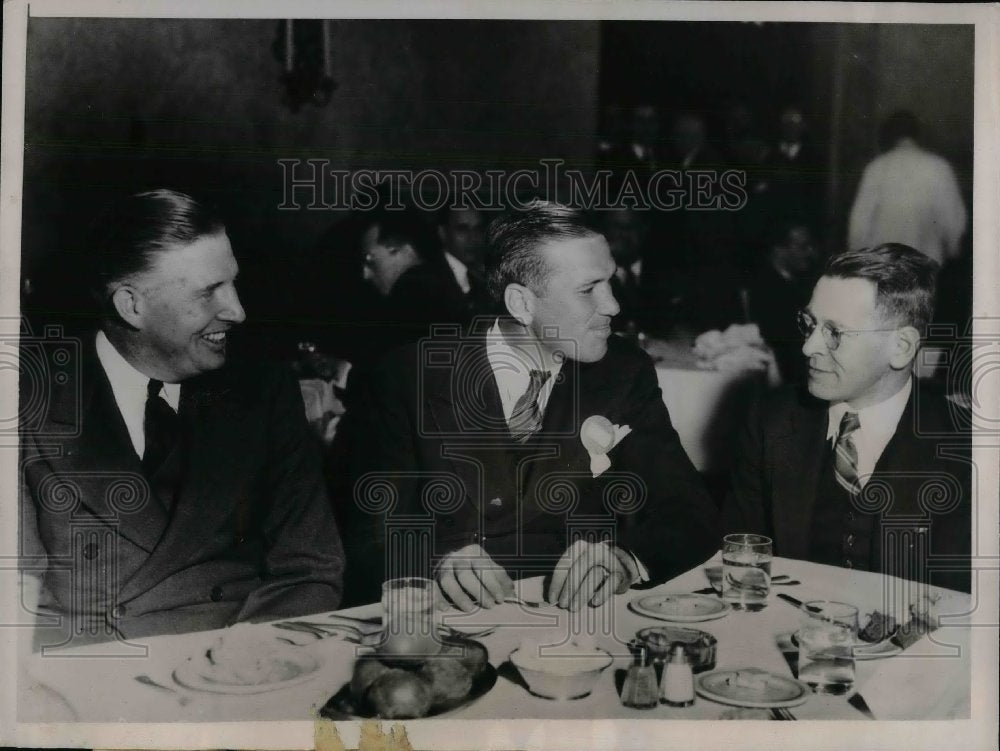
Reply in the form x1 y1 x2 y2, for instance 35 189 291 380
82 542 99 560
845 534 855 548
843 559 853 569
210 586 224 602
110 604 127 619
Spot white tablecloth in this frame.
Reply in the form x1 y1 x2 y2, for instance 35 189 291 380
19 557 971 724
648 338 764 472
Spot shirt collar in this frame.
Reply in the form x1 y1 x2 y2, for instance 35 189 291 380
485 319 562 378
95 330 181 411
826 377 912 442
444 252 470 294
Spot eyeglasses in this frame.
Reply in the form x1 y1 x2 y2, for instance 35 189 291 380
795 309 897 352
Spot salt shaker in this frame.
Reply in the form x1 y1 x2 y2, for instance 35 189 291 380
660 642 695 707
620 643 659 709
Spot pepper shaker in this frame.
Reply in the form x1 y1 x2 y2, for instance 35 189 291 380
620 643 659 709
660 642 695 707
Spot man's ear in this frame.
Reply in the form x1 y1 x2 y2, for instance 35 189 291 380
504 283 535 326
110 285 144 329
889 325 921 369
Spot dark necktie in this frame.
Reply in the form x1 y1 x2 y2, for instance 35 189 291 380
143 379 179 475
833 411 861 495
508 369 551 443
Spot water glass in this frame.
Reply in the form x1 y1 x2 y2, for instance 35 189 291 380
380 577 440 658
798 600 858 695
721 534 773 611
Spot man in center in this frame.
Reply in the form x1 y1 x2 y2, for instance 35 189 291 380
348 202 718 610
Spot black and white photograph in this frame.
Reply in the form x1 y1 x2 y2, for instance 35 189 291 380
1 2 997 749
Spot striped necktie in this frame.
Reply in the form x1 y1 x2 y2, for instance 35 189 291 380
833 411 861 495
508 369 551 443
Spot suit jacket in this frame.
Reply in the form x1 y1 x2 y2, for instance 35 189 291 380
343 327 719 603
20 337 345 645
724 383 972 592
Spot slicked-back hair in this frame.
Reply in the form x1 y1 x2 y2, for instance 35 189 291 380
485 201 602 305
823 243 939 333
89 189 225 313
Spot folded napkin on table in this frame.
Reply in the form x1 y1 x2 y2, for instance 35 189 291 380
856 626 970 720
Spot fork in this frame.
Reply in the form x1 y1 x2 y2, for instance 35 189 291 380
771 707 797 720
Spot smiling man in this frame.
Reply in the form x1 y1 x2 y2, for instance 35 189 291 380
345 202 718 610
725 244 972 592
20 189 345 646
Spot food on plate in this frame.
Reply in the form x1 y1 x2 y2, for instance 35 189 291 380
858 611 898 643
512 635 609 677
419 656 474 704
344 638 490 718
725 670 771 691
203 628 304 685
438 639 489 675
366 669 433 719
350 654 392 701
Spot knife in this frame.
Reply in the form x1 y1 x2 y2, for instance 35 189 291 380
776 593 821 613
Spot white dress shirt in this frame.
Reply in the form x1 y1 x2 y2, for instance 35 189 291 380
484 320 561 423
95 331 180 458
826 378 912 488
445 252 471 295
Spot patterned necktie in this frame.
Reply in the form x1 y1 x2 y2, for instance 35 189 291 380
833 411 861 495
508 369 551 443
143 379 179 475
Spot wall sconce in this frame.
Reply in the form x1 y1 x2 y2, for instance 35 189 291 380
272 19 336 112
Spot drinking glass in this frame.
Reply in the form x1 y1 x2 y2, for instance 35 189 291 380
798 600 858 695
380 577 440 658
721 534 773 611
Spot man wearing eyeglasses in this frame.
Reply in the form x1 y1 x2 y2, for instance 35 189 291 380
725 243 971 592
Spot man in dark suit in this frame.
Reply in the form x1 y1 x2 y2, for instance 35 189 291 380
20 189 345 647
746 216 820 384
726 244 971 592
360 207 467 360
347 202 719 611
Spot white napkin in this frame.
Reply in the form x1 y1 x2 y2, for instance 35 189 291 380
856 627 970 719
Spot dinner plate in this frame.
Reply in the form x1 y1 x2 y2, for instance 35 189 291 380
629 593 729 622
173 647 323 695
696 668 810 709
319 663 497 719
790 631 903 661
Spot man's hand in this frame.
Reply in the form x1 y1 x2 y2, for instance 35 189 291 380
436 544 514 612
546 540 640 611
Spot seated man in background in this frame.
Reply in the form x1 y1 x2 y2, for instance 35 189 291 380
346 201 719 610
438 205 494 321
20 189 345 646
726 244 971 592
746 214 820 383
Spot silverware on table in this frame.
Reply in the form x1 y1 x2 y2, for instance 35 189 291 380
848 692 876 719
776 593 821 613
772 580 801 586
503 596 548 608
134 674 190 706
770 707 797 720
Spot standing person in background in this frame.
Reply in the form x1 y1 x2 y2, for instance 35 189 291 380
848 110 967 264
438 206 494 322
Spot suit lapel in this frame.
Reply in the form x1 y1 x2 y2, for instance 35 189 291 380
771 396 828 560
51 342 171 555
119 375 243 601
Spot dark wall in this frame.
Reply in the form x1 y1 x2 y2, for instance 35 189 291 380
21 18 601 330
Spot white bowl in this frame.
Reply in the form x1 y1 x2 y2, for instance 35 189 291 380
509 646 614 700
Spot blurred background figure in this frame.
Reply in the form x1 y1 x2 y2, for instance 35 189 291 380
437 205 494 321
746 214 821 384
848 110 967 265
359 207 466 361
602 207 654 335
767 104 825 230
